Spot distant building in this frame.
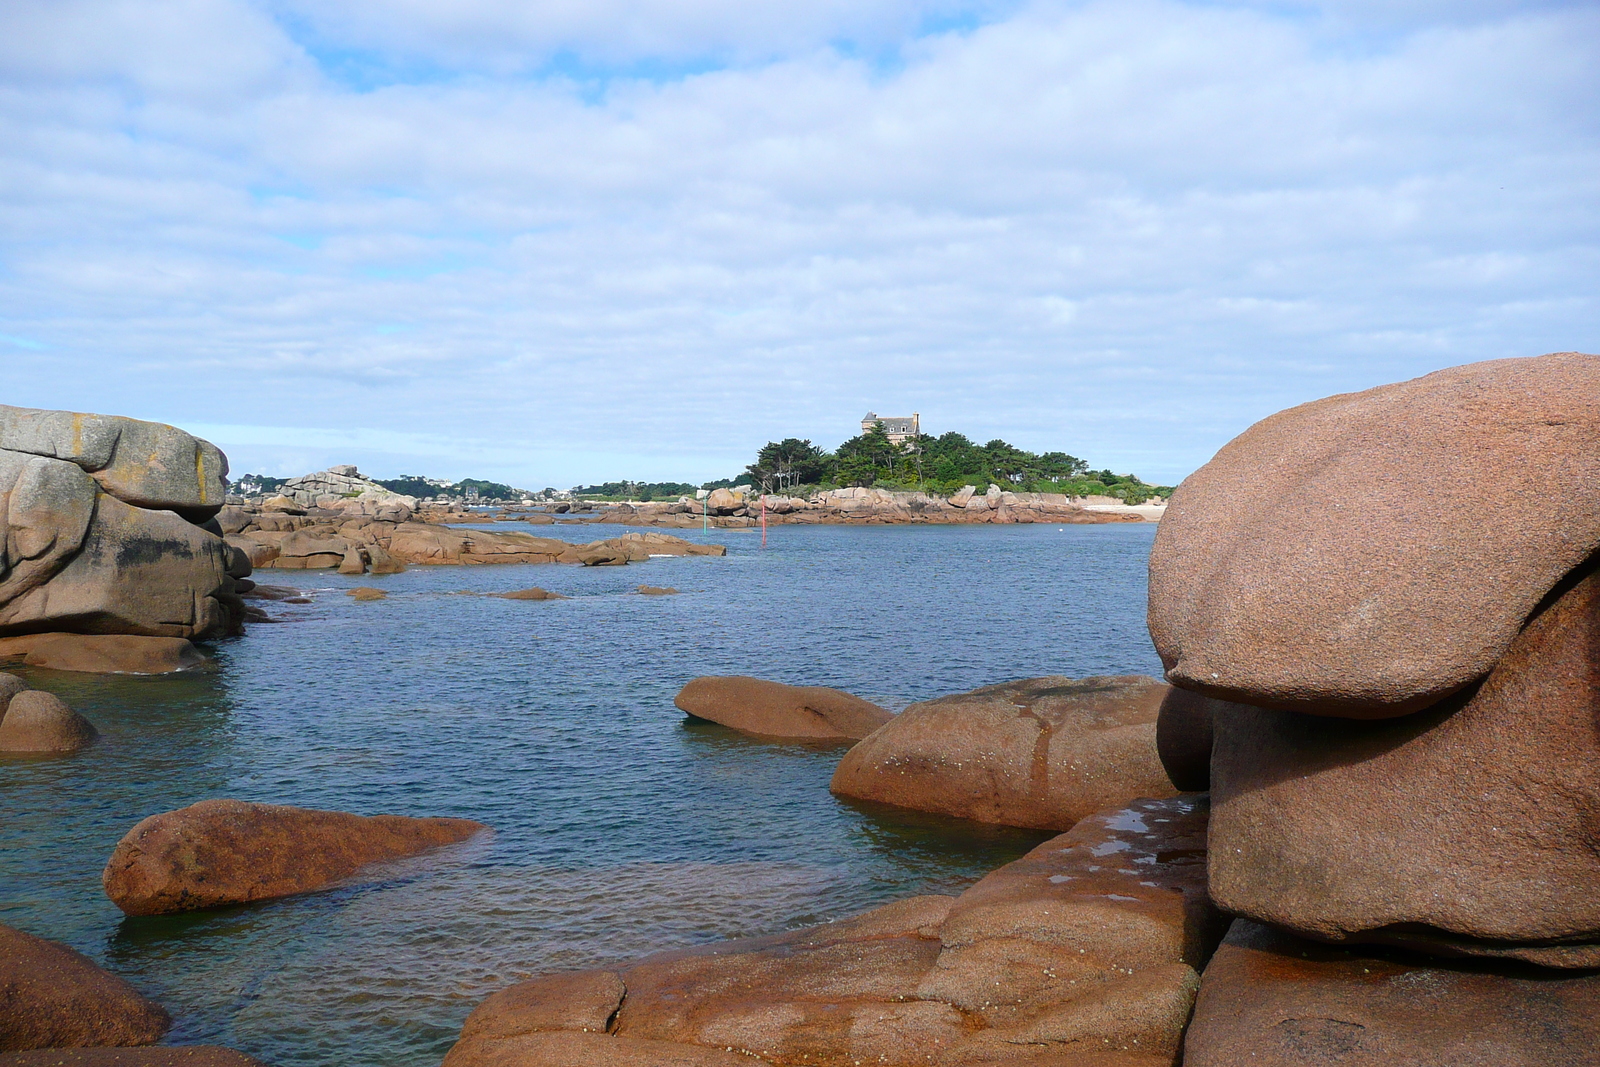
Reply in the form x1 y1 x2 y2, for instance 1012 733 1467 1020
861 411 920 444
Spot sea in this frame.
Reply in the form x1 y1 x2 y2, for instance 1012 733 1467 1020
0 520 1164 1067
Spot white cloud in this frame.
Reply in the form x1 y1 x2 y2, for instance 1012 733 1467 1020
0 0 1595 486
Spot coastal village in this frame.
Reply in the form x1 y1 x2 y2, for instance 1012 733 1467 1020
3 352 1598 1066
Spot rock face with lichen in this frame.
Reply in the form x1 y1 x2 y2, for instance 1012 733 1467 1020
0 405 246 641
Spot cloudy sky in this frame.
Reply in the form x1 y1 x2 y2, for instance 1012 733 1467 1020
1 0 1595 488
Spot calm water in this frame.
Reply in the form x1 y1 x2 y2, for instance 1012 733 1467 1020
0 521 1162 1067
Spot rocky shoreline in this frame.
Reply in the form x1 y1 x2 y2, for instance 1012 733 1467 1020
578 486 1163 528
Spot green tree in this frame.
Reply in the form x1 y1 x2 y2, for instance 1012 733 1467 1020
834 423 903 486
745 438 832 491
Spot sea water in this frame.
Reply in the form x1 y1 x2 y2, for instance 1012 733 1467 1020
0 521 1162 1067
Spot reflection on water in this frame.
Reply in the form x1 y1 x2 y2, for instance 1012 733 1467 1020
0 523 1160 1067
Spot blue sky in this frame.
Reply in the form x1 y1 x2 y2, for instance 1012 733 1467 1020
1 0 1595 488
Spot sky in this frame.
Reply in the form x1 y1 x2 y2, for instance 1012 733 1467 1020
1 0 1595 489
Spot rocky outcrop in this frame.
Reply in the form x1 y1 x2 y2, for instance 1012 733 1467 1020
0 690 96 754
444 795 1222 1067
102 799 487 916
1184 919 1600 1067
1147 354 1600 973
275 464 417 517
497 587 567 600
0 922 170 1050
1207 556 1600 966
0 406 226 518
674 677 893 741
0 672 26 706
0 407 246 641
0 634 206 675
226 508 724 573
1149 352 1600 718
830 676 1175 830
0 1050 268 1066
585 487 1156 529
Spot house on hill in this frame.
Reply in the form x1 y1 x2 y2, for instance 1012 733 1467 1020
862 412 920 444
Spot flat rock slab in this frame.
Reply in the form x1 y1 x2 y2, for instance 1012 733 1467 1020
1208 560 1600 967
0 923 170 1051
445 796 1222 1067
0 635 206 675
675 676 892 741
0 1050 265 1066
1184 919 1600 1067
831 676 1175 830
1149 352 1600 717
102 799 487 916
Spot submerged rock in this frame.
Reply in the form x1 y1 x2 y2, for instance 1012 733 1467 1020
1184 919 1600 1067
637 586 679 596
1149 352 1600 718
674 676 892 741
497 587 567 600
0 922 170 1050
830 676 1175 830
0 691 97 754
346 587 387 602
444 795 1220 1067
102 799 487 916
0 634 206 675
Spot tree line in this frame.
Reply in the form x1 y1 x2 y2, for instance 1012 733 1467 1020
734 424 1171 503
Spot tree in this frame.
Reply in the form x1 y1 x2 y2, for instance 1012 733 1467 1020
834 423 903 486
745 438 831 491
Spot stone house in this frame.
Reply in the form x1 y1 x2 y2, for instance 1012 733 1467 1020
861 412 920 444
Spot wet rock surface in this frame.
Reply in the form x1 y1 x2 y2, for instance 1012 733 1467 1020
1184 919 1600 1067
102 799 487 916
0 634 206 675
831 676 1175 830
444 795 1220 1067
0 923 170 1051
1148 352 1600 718
675 676 893 741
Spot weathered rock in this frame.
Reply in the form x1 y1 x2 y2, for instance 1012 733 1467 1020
346 587 386 601
574 545 628 566
1149 352 1600 718
0 691 96 753
224 535 278 569
102 799 487 916
0 634 206 675
0 1049 267 1066
1184 919 1600 1067
0 405 227 517
337 547 366 574
0 465 239 640
446 796 1220 1067
831 676 1175 830
1154 688 1216 792
0 922 170 1050
637 586 679 595
1207 557 1600 967
444 1031 756 1067
675 676 892 741
365 545 404 574
498 588 566 600
0 672 26 706
931 796 1222 1063
704 488 742 515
